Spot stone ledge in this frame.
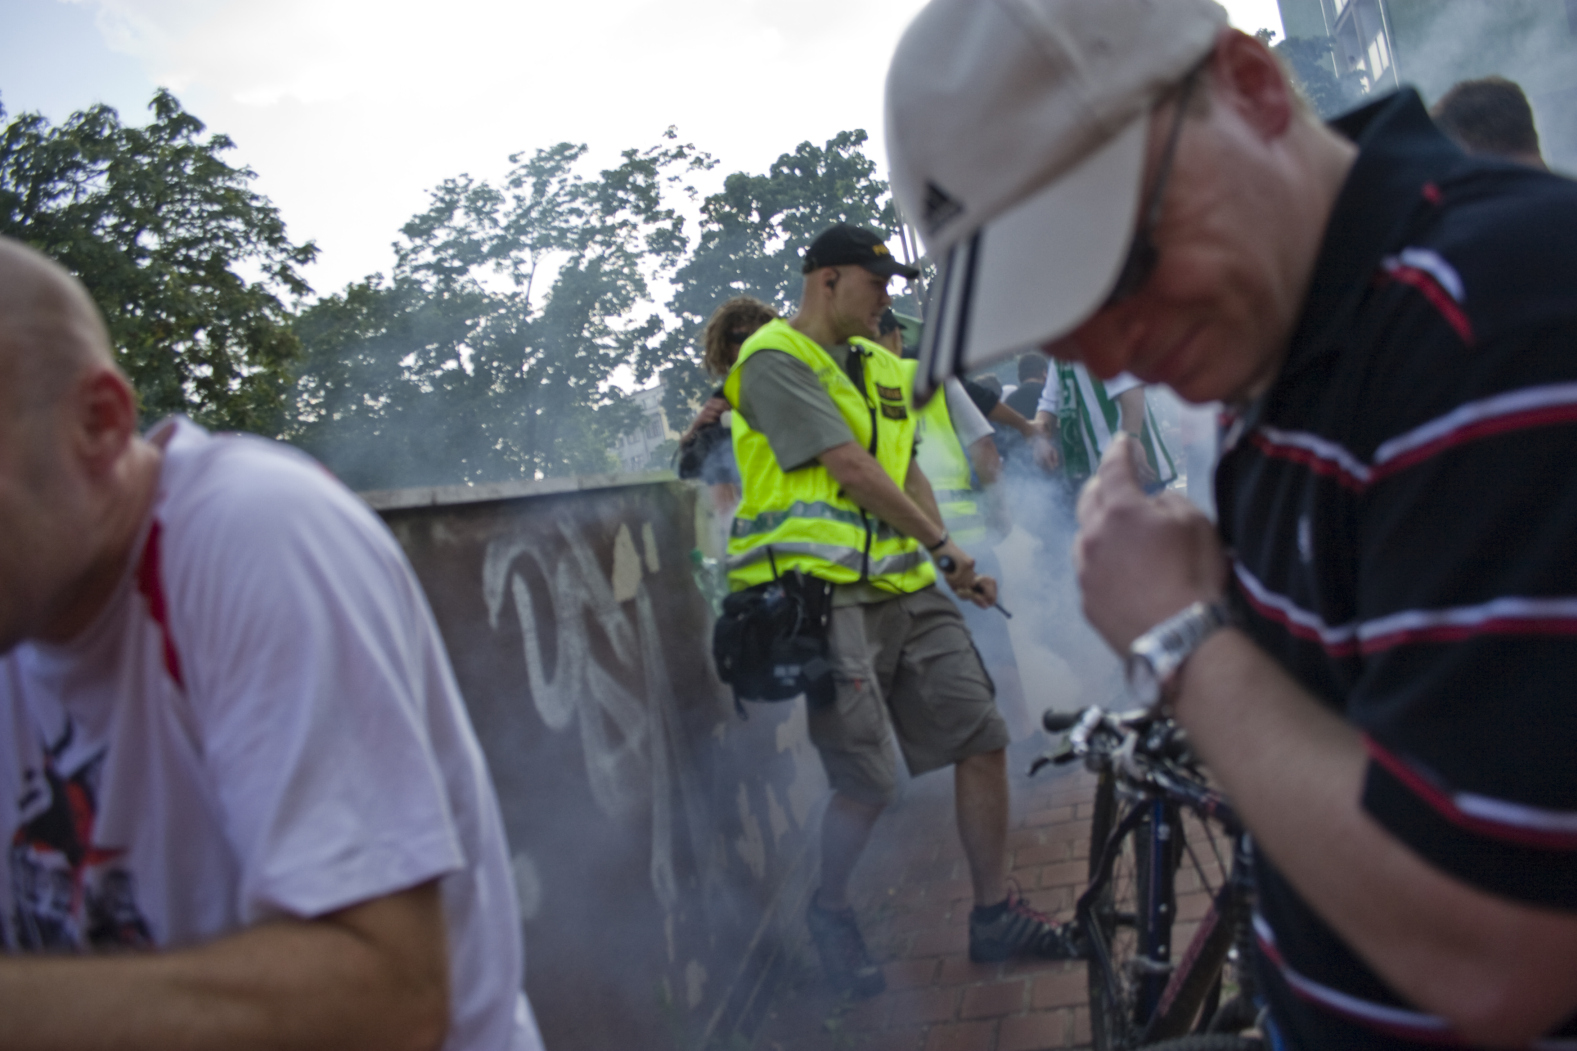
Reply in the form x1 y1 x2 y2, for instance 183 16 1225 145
359 470 680 510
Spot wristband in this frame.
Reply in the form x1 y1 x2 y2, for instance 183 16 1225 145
926 531 950 552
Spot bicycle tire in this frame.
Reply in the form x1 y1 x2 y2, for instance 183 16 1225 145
1132 1036 1264 1051
1086 768 1167 1051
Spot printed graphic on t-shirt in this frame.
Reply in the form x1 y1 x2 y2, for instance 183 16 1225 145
6 719 151 950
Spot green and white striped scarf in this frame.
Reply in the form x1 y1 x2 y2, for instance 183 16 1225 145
1054 362 1177 486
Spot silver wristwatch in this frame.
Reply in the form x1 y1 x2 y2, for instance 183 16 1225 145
1125 600 1232 708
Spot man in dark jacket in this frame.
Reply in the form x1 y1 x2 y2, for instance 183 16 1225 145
886 1 1577 1047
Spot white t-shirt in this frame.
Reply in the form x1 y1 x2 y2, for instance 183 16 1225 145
943 377 996 447
0 418 542 1051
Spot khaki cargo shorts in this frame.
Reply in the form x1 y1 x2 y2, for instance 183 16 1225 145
808 585 1007 806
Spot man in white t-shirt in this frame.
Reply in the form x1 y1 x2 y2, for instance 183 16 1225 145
0 237 542 1050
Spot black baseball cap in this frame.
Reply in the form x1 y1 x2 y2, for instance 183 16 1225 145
801 223 920 280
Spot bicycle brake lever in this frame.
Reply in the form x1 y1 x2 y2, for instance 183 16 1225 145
1027 736 1078 776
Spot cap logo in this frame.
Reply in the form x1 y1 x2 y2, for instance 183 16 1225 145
923 181 965 234
871 244 890 257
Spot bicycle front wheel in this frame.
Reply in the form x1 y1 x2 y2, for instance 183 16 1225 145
1086 769 1174 1051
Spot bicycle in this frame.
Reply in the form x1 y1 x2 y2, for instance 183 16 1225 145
1033 705 1263 1051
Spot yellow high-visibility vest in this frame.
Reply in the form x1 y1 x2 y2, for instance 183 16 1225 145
723 319 936 594
914 387 987 544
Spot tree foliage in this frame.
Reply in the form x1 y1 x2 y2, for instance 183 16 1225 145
654 129 912 429
1274 36 1364 120
288 131 712 490
1 85 922 489
0 90 317 432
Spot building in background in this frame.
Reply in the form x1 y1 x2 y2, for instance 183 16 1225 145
612 383 677 474
1276 0 1577 171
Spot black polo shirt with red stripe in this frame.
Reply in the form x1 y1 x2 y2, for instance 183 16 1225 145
1214 90 1577 1048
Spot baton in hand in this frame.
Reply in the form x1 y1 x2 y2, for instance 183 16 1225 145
936 555 1013 619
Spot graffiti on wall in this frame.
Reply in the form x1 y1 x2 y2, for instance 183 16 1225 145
481 513 721 913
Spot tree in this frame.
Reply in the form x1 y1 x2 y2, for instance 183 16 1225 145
1269 34 1364 120
0 90 317 433
653 130 910 429
289 131 712 490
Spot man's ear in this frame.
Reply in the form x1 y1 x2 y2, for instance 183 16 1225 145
72 366 138 478
1211 28 1294 139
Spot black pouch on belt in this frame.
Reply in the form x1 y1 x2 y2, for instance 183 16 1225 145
712 565 834 717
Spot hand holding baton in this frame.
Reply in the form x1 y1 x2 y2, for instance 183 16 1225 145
936 554 1013 619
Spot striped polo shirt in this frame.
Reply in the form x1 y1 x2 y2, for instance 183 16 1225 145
1215 91 1577 1049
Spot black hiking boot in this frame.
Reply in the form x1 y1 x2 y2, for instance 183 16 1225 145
968 886 1088 962
806 892 886 999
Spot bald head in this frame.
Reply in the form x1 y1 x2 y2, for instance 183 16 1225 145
0 238 158 651
0 237 118 418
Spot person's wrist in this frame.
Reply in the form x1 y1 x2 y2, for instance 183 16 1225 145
1124 598 1232 712
1167 623 1237 712
926 530 950 552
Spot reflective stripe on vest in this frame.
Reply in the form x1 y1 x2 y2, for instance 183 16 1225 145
1054 363 1178 485
726 543 929 578
730 500 905 543
723 320 936 593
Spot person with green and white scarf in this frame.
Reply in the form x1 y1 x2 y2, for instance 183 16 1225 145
1031 363 1176 493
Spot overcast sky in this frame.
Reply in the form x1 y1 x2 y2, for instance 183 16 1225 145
3 0 1286 296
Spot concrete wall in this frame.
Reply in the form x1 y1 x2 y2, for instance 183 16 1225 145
364 475 827 1051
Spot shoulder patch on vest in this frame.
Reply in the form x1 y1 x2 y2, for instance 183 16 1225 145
880 403 909 420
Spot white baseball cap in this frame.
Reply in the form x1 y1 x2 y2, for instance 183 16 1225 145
885 0 1229 398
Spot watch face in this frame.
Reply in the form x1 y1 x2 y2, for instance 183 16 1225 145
1124 653 1162 707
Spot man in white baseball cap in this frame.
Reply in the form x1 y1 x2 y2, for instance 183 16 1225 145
887 2 1577 1049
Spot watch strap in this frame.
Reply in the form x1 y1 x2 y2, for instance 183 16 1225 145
1126 599 1232 707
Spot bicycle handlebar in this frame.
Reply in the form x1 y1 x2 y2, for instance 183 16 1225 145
1035 703 1240 832
1041 709 1082 733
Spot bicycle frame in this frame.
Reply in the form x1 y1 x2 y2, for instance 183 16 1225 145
1147 835 1254 1042
1045 709 1250 1049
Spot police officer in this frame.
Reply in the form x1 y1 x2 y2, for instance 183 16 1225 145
725 224 1076 998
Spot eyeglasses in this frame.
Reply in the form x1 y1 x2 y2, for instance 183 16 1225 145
1100 67 1201 309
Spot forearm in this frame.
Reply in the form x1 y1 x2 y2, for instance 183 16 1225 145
0 888 448 1051
1177 629 1577 1044
819 442 943 545
903 460 945 533
989 401 1036 438
968 437 1002 486
1115 388 1146 437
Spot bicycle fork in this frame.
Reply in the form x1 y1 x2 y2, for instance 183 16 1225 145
1135 799 1177 1027
1142 832 1255 1043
